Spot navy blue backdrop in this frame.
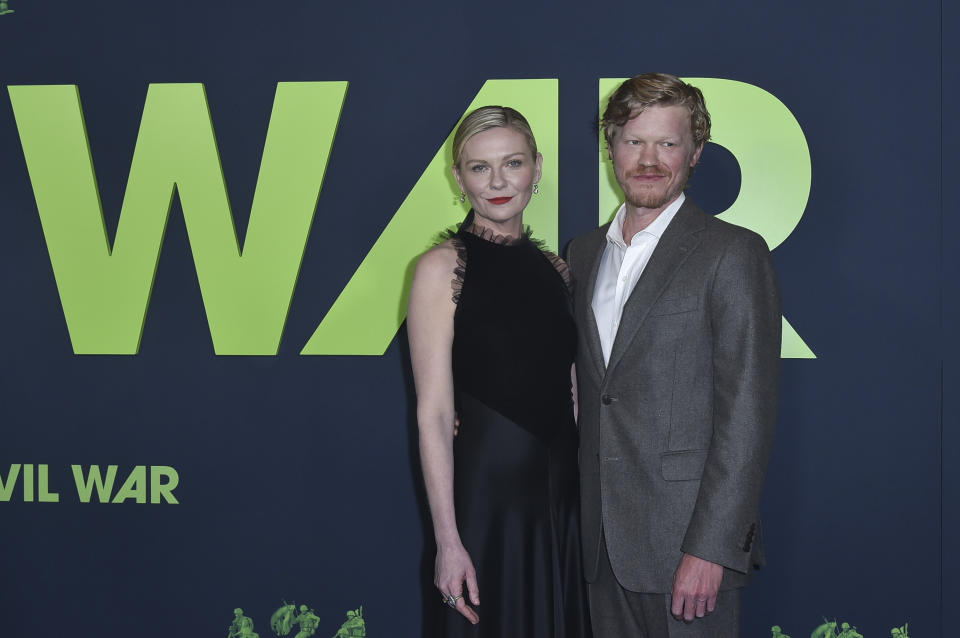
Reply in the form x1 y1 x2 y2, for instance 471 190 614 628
0 1 949 636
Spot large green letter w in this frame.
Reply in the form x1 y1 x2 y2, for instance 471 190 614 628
9 82 347 354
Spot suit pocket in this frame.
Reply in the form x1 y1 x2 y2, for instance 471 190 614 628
648 295 699 316
660 449 709 481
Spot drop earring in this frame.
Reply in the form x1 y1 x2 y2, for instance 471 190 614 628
533 183 540 195
459 192 466 203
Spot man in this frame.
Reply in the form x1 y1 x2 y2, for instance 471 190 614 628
567 72 781 636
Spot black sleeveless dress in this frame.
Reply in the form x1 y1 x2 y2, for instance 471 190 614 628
436 212 591 638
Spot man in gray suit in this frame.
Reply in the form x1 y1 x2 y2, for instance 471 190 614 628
567 73 781 637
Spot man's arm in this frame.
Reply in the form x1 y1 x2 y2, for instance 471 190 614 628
673 230 781 618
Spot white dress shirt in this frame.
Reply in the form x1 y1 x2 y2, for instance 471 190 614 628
591 194 685 365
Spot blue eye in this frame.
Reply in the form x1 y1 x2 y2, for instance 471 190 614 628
507 159 523 167
470 164 487 173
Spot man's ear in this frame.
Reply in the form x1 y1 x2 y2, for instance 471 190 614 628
690 143 705 167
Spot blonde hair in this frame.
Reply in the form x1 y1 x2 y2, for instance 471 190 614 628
602 73 711 148
452 106 538 166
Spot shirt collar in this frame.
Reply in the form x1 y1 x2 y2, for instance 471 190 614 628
606 192 685 248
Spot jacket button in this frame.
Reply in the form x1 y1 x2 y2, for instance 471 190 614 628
602 394 613 405
742 524 756 552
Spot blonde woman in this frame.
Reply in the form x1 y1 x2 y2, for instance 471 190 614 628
408 106 590 637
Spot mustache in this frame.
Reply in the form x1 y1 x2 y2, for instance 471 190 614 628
626 168 669 178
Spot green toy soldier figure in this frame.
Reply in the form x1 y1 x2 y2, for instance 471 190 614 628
333 607 365 638
293 605 320 638
271 602 297 636
770 625 790 638
227 608 260 638
837 622 863 638
0 1 14 15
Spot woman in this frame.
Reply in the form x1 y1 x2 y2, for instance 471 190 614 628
407 106 590 637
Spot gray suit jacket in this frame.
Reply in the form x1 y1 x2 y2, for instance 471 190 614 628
567 198 781 593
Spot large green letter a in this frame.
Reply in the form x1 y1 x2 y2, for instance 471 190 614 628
301 79 558 355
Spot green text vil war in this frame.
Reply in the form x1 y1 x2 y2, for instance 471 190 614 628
0 464 179 504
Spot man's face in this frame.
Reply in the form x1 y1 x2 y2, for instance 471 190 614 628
608 104 703 213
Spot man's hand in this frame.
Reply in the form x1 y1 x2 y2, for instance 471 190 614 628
671 553 723 622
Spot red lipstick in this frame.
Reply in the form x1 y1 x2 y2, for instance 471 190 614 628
487 196 513 205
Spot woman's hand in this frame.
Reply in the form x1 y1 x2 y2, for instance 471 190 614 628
435 543 480 625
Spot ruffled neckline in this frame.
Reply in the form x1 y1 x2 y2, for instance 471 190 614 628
457 210 532 247
440 210 572 304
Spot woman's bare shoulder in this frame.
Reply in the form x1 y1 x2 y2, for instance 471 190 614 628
414 239 461 283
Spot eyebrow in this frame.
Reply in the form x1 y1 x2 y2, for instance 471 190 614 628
465 152 527 163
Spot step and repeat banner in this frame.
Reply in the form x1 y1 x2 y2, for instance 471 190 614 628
1 1 950 637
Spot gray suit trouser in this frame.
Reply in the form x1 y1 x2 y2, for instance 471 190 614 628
588 531 740 638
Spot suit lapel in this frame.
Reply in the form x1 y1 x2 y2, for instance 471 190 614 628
578 226 609 381
604 200 706 380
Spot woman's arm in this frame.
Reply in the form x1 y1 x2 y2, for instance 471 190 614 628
407 242 480 625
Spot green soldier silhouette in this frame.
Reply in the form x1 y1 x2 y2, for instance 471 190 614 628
293 605 320 638
333 607 366 638
891 624 910 638
0 1 13 15
771 625 791 638
271 603 298 636
837 623 862 638
810 621 838 638
227 608 260 638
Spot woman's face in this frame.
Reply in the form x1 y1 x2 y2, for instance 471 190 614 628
454 126 542 234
